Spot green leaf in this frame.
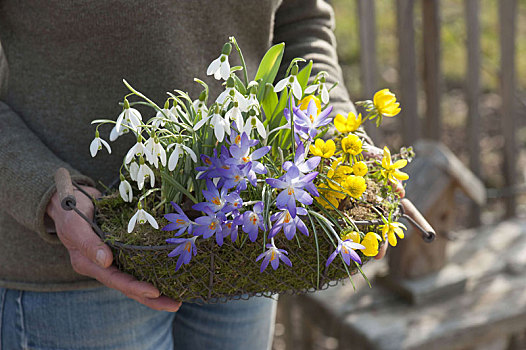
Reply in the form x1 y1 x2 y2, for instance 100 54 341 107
161 173 198 204
296 60 313 91
233 75 247 95
262 83 278 126
254 43 285 100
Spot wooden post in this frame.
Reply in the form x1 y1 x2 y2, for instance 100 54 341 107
397 0 419 145
422 0 442 141
465 0 482 226
498 0 518 217
357 0 380 143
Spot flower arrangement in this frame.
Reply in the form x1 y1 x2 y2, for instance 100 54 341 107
90 37 414 302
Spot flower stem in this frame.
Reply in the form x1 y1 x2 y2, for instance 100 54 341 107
288 95 296 158
229 37 249 87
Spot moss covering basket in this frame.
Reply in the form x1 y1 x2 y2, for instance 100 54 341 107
95 192 398 303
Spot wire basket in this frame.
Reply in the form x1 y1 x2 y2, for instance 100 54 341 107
55 168 434 304
99 212 386 304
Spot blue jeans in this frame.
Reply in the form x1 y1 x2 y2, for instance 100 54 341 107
0 287 277 350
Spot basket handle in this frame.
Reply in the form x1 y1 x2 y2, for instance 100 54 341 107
400 198 436 242
54 168 76 210
53 168 106 240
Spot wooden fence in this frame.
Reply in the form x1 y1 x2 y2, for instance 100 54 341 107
354 0 520 222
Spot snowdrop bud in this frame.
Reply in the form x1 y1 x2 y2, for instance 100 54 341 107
199 90 207 102
139 156 145 165
291 65 299 75
222 42 232 55
249 85 258 95
123 98 130 109
164 100 170 109
226 77 235 88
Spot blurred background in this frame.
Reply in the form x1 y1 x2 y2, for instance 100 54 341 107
273 1 526 349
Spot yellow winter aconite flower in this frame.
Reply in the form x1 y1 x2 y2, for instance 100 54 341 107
341 134 363 155
310 139 335 158
381 146 409 183
373 89 401 117
352 161 368 176
341 230 361 243
361 232 382 257
334 112 362 133
327 161 352 190
341 175 367 198
381 221 407 247
316 184 345 209
299 95 321 113
340 231 380 256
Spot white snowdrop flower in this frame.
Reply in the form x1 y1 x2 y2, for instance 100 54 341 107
242 113 267 139
304 75 330 104
109 124 131 142
125 141 153 164
194 106 231 141
145 137 166 168
226 101 246 132
89 131 111 157
207 54 230 80
216 87 248 110
152 108 175 129
127 206 159 233
129 161 139 181
206 43 232 81
137 160 155 190
115 102 142 132
247 92 260 113
274 66 303 100
193 99 208 118
211 113 230 142
167 143 198 171
193 113 212 131
119 177 133 202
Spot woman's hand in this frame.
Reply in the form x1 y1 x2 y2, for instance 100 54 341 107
46 185 181 312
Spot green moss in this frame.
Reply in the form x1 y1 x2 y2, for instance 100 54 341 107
96 193 394 304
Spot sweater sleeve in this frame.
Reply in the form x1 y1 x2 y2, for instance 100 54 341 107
0 47 95 243
273 0 357 117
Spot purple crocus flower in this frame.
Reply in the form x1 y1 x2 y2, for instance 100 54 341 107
284 99 309 142
256 244 292 272
293 99 333 140
326 238 365 267
196 153 221 180
227 132 270 175
269 207 309 240
218 162 250 190
166 236 198 271
192 179 231 213
242 202 265 242
222 211 244 242
282 143 320 175
227 129 258 148
266 165 318 218
193 207 225 246
162 202 193 236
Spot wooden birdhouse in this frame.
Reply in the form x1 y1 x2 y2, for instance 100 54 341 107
383 140 486 303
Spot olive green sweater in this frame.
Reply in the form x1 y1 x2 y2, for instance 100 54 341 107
0 0 356 291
